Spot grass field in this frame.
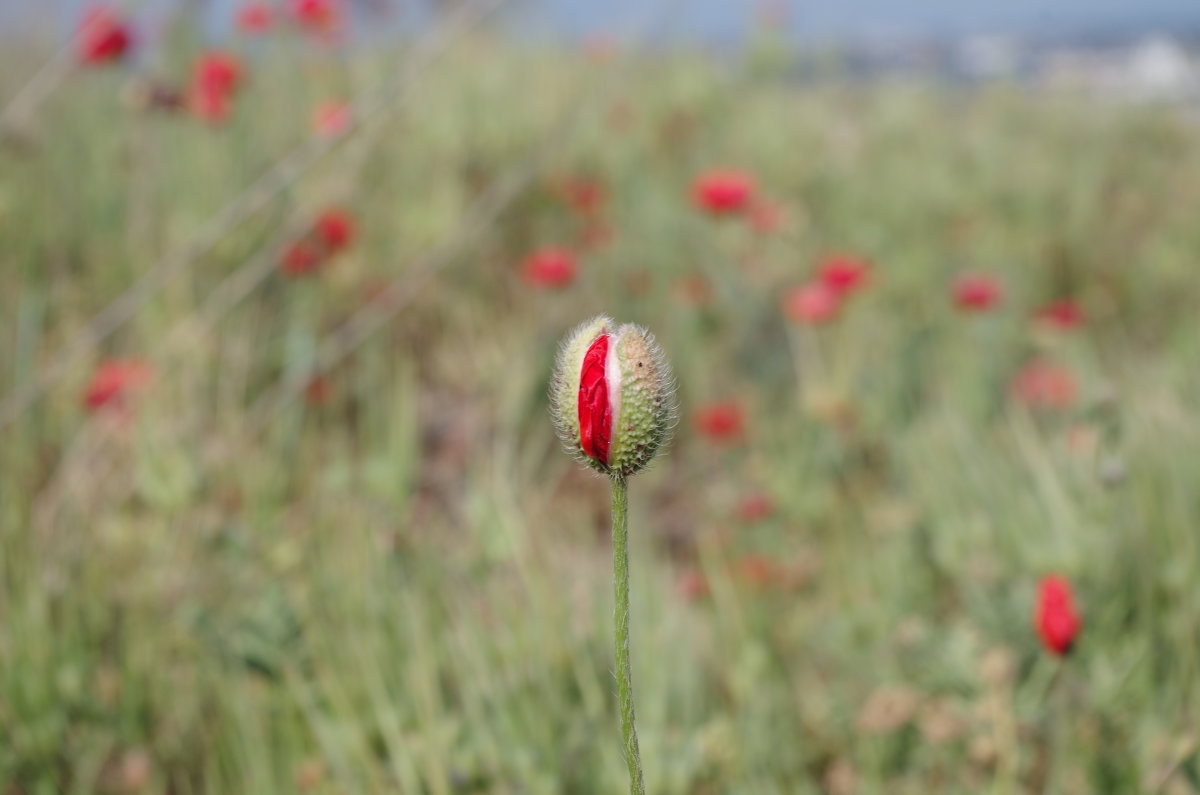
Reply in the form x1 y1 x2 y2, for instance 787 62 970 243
3 8 1200 793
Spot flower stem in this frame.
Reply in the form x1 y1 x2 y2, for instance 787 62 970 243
611 474 646 795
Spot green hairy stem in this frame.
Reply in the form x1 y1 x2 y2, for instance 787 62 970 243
611 475 646 795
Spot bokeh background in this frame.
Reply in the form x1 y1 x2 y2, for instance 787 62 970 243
3 1 1200 792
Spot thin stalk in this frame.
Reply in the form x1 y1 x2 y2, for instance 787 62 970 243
611 474 646 795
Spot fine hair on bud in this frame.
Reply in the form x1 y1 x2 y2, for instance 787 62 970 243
550 315 677 478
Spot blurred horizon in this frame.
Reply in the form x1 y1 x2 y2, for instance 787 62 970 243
3 0 1200 44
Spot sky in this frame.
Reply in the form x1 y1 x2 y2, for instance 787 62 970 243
2 0 1200 43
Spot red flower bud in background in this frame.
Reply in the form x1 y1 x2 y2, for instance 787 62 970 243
952 272 1003 312
314 208 355 253
521 247 578 289
236 1 274 34
83 359 152 413
694 400 745 444
194 51 242 98
280 240 322 276
1036 299 1085 331
77 5 133 66
692 169 755 216
1035 575 1082 656
290 0 341 32
817 253 871 298
783 282 840 326
279 209 357 277
189 52 244 123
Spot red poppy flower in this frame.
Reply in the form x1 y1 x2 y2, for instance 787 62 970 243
77 6 133 65
692 169 755 216
1036 299 1085 330
952 272 1003 312
280 240 323 276
314 209 356 253
83 359 152 412
694 400 745 443
736 491 775 522
194 51 242 96
189 52 243 123
311 101 351 138
1011 360 1078 410
236 1 274 34
783 282 840 326
1034 575 1082 656
816 253 871 297
521 247 578 289
289 0 340 31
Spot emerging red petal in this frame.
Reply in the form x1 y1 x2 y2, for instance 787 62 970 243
1035 575 1082 656
578 334 612 464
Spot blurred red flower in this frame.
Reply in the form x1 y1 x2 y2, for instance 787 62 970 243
236 1 274 34
521 247 577 289
952 272 1003 312
289 0 340 31
280 210 357 277
190 52 243 123
694 400 745 443
314 209 356 253
1036 299 1085 330
280 240 323 276
194 51 242 96
1034 575 1081 656
783 282 840 326
83 359 152 413
77 6 133 65
1011 359 1078 410
692 169 755 216
816 253 871 297
312 101 352 138
736 491 775 522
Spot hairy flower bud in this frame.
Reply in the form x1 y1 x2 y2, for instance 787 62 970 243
551 315 676 477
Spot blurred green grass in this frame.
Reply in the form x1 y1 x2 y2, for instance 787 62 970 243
2 25 1200 794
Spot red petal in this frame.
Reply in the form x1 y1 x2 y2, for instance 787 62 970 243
578 334 611 464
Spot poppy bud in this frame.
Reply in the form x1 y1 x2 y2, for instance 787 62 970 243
551 315 676 478
1034 575 1082 656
